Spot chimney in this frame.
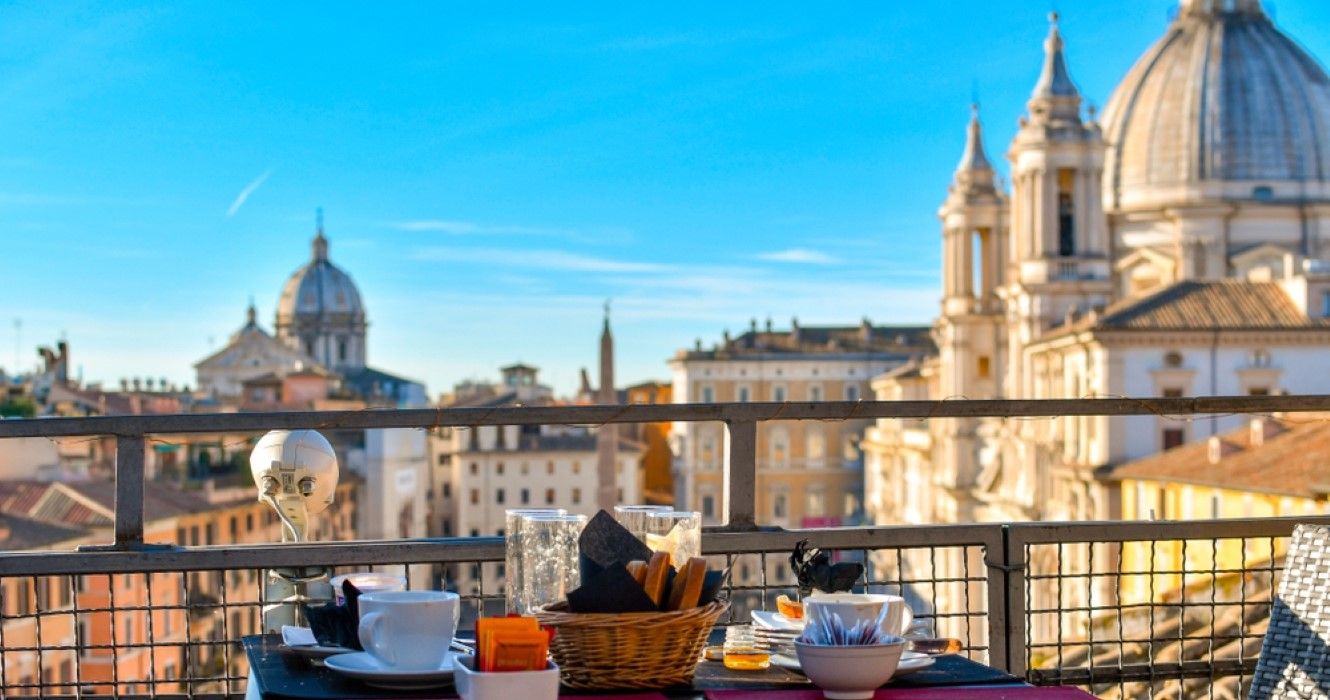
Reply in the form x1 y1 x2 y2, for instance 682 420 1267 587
1207 436 1238 464
765 317 773 333
1249 418 1279 447
860 317 872 345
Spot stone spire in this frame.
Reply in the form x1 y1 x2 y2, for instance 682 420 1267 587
595 300 617 511
1027 12 1082 123
245 297 257 327
598 300 614 404
312 208 328 262
953 103 996 192
1178 0 1264 18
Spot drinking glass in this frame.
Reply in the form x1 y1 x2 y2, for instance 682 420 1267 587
645 510 702 567
519 513 587 613
613 504 671 543
504 508 567 614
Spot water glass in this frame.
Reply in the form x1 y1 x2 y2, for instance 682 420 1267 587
613 504 671 543
645 510 702 566
504 508 567 614
519 513 587 613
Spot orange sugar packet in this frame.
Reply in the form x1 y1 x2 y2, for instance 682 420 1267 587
488 630 549 672
476 616 541 672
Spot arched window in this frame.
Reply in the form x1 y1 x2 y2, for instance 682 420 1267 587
806 430 826 466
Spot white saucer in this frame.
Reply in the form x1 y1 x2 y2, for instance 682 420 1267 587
323 650 464 690
771 650 935 677
752 609 806 632
281 643 354 661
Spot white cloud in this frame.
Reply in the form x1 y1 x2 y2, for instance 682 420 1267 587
755 248 840 264
226 168 273 217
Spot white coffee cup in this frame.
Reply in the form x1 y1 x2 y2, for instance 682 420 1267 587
804 592 913 637
357 590 459 670
331 572 406 604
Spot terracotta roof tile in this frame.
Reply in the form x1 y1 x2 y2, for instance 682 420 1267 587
1108 416 1330 498
1073 280 1330 332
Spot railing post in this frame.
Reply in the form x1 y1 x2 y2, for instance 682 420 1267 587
114 435 146 547
1003 525 1029 677
722 420 758 530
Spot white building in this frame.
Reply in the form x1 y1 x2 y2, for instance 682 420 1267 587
862 0 1330 641
429 364 643 594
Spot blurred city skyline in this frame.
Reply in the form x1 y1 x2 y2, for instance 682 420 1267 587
4 0 1330 396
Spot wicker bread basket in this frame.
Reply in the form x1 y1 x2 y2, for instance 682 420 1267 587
533 600 728 689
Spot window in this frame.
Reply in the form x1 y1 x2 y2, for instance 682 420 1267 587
737 385 750 402
246 513 254 532
809 385 822 402
845 385 859 401
572 488 582 505
1248 387 1269 396
1164 351 1183 368
337 339 347 362
545 488 555 505
495 426 506 449
977 355 991 379
546 461 555 475
769 427 789 468
701 494 715 519
1057 168 1075 256
469 489 479 505
807 491 826 517
844 492 860 517
442 483 451 498
1322 290 1330 318
1162 428 1185 450
772 385 786 402
807 431 826 465
1253 185 1274 200
520 462 529 476
773 493 788 519
572 461 581 475
470 528 480 538
470 462 478 475
1251 349 1271 367
520 488 530 505
701 386 715 403
496 462 504 475
1162 388 1183 399
495 488 505 504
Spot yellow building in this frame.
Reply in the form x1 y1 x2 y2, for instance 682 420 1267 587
1109 416 1330 605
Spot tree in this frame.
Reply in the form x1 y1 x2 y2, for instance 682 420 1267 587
0 397 37 418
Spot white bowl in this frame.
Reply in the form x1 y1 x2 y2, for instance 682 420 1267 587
452 655 559 700
794 638 907 700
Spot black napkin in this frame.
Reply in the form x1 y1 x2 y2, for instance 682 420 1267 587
567 563 661 613
302 580 364 650
577 510 653 583
698 566 730 606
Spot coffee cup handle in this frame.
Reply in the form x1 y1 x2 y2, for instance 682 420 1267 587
358 611 392 665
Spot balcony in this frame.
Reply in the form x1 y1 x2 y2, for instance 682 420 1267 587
1 395 1328 698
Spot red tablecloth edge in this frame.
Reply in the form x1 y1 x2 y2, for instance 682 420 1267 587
705 687 1096 700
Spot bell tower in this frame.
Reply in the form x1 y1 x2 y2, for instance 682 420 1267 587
938 103 1008 401
1004 13 1111 396
932 105 1009 519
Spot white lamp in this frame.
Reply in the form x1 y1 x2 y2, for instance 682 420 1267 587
249 429 340 631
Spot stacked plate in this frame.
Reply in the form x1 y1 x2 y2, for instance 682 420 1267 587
750 609 804 656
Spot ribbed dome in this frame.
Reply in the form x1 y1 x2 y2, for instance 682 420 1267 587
275 232 365 324
1101 0 1330 208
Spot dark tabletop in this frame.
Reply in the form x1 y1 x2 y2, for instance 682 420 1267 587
244 635 1021 700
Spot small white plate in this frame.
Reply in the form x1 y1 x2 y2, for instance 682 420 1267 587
771 650 935 677
751 609 806 632
324 650 464 690
281 643 354 661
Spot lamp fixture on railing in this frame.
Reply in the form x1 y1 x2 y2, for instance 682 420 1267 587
250 429 339 631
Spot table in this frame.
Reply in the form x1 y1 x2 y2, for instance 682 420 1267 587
242 635 1095 700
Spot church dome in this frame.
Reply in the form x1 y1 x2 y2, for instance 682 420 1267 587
275 231 365 326
1101 0 1330 210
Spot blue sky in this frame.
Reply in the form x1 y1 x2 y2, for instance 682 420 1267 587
3 1 1329 397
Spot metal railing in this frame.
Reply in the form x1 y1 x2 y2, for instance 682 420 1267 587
3 395 1330 698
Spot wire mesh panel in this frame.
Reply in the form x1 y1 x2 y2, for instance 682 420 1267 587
1022 530 1287 699
0 553 503 698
